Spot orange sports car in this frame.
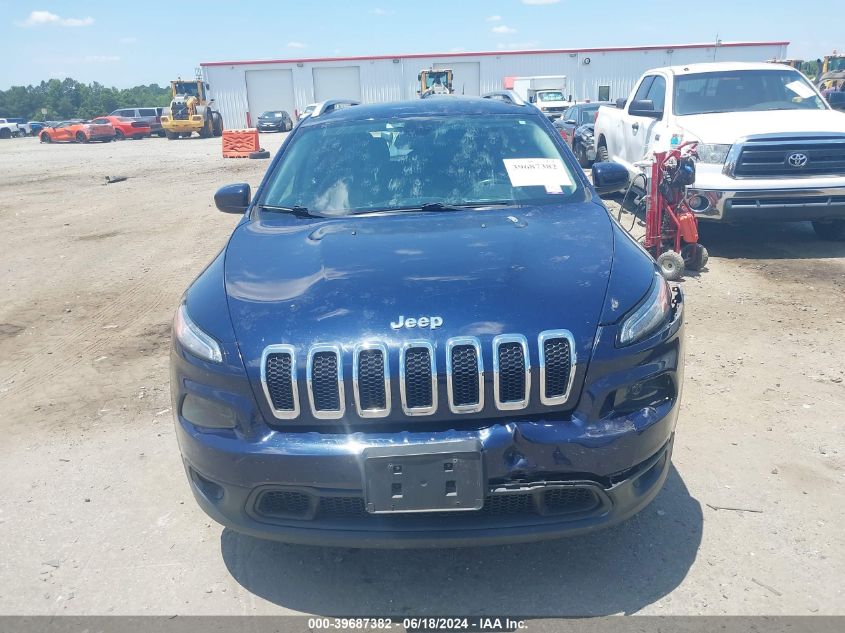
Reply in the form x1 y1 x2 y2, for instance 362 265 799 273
92 115 151 140
39 120 115 144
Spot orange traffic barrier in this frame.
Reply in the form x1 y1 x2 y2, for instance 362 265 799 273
222 128 260 158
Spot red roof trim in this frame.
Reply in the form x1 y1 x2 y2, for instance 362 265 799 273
200 41 789 67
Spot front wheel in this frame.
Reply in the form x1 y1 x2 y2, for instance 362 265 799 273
76 132 88 144
212 112 223 137
40 132 51 143
165 130 178 140
657 250 685 281
596 142 609 163
812 220 845 241
114 129 125 141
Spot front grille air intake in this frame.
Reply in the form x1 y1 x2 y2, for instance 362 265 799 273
446 337 483 413
400 342 437 415
307 344 344 419
493 335 530 410
353 343 390 418
261 331 578 421
260 344 299 419
538 330 577 405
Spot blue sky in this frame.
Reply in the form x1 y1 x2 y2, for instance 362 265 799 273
0 0 841 89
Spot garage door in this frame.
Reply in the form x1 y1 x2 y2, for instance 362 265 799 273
312 66 362 102
435 61 480 96
245 69 295 125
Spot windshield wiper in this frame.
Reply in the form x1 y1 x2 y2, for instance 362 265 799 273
362 201 517 214
259 204 322 217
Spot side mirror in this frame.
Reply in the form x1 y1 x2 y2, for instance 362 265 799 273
214 183 251 214
628 99 663 119
564 119 578 125
615 98 627 109
591 162 629 196
827 91 845 111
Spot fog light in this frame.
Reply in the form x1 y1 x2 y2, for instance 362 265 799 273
181 393 236 429
687 194 709 212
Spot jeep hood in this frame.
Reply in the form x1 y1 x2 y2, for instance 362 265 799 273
675 109 845 144
224 203 615 419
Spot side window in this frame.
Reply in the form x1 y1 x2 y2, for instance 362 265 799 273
118 109 132 117
598 85 610 102
139 108 156 116
630 76 655 107
646 76 667 113
562 107 573 120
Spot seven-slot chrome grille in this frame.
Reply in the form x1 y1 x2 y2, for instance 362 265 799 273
261 330 577 421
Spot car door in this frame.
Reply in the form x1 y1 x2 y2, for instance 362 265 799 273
623 74 667 165
55 123 71 142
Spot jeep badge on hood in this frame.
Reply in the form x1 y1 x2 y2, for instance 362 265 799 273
390 315 443 330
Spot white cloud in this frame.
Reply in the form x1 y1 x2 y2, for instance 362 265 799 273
522 0 560 4
485 15 502 21
491 25 516 34
287 41 305 48
17 10 94 27
370 7 393 15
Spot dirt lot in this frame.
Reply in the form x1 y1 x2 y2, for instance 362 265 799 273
0 133 843 616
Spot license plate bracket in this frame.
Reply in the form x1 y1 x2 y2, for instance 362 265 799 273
362 440 484 514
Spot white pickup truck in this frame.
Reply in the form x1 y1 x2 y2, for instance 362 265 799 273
594 62 845 240
0 118 22 139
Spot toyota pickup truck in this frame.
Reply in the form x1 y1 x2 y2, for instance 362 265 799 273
594 62 845 240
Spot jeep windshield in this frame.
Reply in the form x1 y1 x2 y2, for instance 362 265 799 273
674 69 826 115
259 115 582 216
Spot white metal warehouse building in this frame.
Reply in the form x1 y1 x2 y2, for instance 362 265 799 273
201 40 788 129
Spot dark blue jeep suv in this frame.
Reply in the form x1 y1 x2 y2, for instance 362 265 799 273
171 97 684 547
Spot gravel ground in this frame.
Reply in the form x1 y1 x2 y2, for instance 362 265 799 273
0 133 843 616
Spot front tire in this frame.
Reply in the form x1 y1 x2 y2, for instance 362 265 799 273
0 128 11 140
165 130 178 140
114 129 125 141
76 132 88 144
812 220 845 241
575 142 591 168
596 141 609 163
212 112 223 137
657 250 685 281
40 132 51 143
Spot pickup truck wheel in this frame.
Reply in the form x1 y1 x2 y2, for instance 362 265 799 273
657 250 685 281
596 142 609 163
812 220 845 241
0 128 11 139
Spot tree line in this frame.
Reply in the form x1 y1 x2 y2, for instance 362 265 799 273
0 78 171 121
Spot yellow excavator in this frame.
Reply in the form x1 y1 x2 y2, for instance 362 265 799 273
418 69 454 98
160 78 223 139
817 53 845 92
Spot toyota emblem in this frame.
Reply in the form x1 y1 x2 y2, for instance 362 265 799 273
787 152 809 168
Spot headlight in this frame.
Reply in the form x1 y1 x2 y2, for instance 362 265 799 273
173 303 222 363
619 273 671 345
696 143 731 164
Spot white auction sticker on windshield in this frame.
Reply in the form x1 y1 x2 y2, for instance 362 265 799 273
785 80 815 99
503 158 573 189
